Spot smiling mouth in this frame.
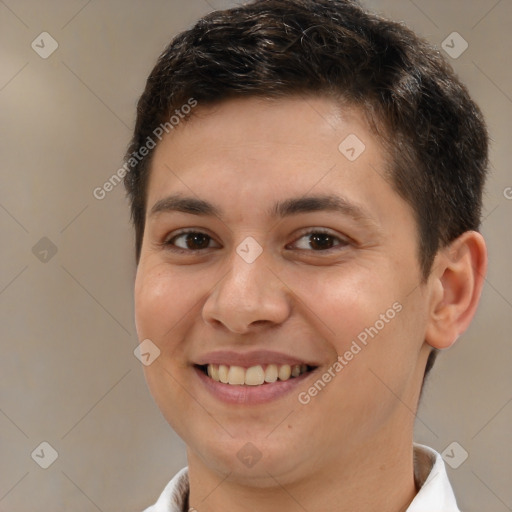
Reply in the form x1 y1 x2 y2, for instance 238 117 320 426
196 363 317 386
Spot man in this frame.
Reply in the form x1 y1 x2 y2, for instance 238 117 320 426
124 0 489 510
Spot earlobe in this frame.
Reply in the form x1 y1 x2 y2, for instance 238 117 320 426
425 231 487 350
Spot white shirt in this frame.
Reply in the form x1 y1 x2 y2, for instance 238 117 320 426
143 443 460 512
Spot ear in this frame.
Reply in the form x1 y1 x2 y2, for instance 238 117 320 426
425 231 487 350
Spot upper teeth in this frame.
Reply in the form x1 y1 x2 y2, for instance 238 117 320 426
206 364 308 386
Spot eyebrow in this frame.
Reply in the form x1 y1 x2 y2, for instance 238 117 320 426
149 193 376 224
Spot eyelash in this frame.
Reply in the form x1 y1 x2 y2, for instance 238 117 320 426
161 228 350 254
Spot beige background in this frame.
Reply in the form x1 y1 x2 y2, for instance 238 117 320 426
0 0 510 510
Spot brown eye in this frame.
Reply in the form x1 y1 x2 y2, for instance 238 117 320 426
289 230 349 251
307 232 336 250
164 231 218 252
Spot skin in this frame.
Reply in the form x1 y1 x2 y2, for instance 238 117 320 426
134 95 487 512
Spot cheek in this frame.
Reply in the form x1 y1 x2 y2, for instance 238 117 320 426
289 263 423 398
134 264 199 432
134 263 194 342
285 264 399 350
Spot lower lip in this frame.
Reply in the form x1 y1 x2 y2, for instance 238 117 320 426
193 366 316 405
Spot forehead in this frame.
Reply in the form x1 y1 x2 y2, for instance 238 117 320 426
152 95 378 165
145 95 401 224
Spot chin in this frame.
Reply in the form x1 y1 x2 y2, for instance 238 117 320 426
189 435 309 486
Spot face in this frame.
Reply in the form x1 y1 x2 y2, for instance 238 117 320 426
134 95 434 485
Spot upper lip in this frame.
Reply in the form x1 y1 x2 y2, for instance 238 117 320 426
194 350 319 368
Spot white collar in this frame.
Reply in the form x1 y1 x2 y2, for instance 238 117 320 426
143 444 460 512
408 443 460 511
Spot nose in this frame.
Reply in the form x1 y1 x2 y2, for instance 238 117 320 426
201 244 292 334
